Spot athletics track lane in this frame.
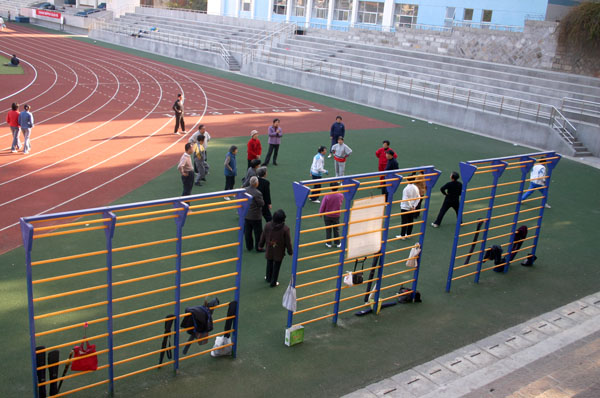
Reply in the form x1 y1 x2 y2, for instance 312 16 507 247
0 24 398 254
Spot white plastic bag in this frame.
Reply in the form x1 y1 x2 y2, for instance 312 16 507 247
282 278 297 312
406 243 421 268
210 335 232 357
343 271 354 287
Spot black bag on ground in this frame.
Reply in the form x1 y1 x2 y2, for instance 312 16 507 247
352 257 366 285
398 287 422 303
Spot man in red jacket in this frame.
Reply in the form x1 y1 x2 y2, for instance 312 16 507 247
247 130 262 169
375 140 397 171
6 103 21 153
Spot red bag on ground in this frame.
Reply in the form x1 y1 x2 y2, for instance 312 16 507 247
71 341 98 371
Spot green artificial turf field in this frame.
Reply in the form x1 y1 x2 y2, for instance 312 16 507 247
0 55 24 74
2 27 599 397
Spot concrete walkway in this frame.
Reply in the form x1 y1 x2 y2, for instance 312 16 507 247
343 292 600 398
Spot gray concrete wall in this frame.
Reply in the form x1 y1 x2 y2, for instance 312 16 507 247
306 20 599 77
89 29 229 70
242 61 578 156
575 123 600 157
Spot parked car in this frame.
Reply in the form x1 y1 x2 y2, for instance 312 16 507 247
33 2 56 10
74 8 99 17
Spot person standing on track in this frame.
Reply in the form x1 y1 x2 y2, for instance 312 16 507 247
18 104 33 154
6 103 20 153
178 143 195 196
173 93 185 135
262 118 282 166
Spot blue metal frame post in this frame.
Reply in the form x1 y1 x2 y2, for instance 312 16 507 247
21 219 38 398
371 172 402 308
473 160 508 283
446 163 477 292
232 191 251 358
530 153 561 260
103 211 117 395
287 182 311 328
409 168 441 295
503 156 535 271
172 201 189 372
332 178 359 325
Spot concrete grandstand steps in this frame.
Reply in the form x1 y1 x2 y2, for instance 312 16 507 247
282 35 600 105
283 37 600 102
114 13 264 49
299 33 600 89
271 42 581 107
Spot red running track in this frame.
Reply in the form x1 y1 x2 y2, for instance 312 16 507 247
0 24 397 254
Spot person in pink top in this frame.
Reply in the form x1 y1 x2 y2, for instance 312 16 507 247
6 103 20 153
319 182 344 248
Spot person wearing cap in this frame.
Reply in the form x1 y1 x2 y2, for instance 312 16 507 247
247 130 262 169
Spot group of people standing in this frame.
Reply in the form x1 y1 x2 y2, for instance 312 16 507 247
6 102 34 155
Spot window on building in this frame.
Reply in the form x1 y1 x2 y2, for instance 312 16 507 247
242 0 251 12
273 0 286 15
461 8 473 27
333 0 352 21
312 0 329 19
481 9 492 28
394 3 418 29
482 9 492 22
463 8 473 21
358 1 384 25
444 6 455 27
294 0 305 16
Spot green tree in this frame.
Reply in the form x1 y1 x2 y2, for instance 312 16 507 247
558 1 600 52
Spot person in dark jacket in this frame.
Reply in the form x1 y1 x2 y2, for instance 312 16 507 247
258 209 293 287
172 93 185 135
329 115 345 152
256 167 272 222
244 176 265 252
382 150 399 198
431 171 462 227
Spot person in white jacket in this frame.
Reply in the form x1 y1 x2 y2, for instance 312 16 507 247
309 146 328 203
521 161 551 208
396 177 421 239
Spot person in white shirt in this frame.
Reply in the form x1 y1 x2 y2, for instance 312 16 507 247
521 161 551 208
178 143 194 196
309 146 328 203
396 177 421 239
188 124 211 158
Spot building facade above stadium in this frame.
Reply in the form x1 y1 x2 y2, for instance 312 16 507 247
207 0 549 32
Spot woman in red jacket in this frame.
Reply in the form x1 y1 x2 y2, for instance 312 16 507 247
247 130 262 169
6 103 20 153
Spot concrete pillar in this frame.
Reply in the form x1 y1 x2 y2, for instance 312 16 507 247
76 0 80 8
350 0 358 27
268 0 273 20
234 0 240 17
326 0 334 29
305 0 312 28
286 0 292 21
382 0 393 31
